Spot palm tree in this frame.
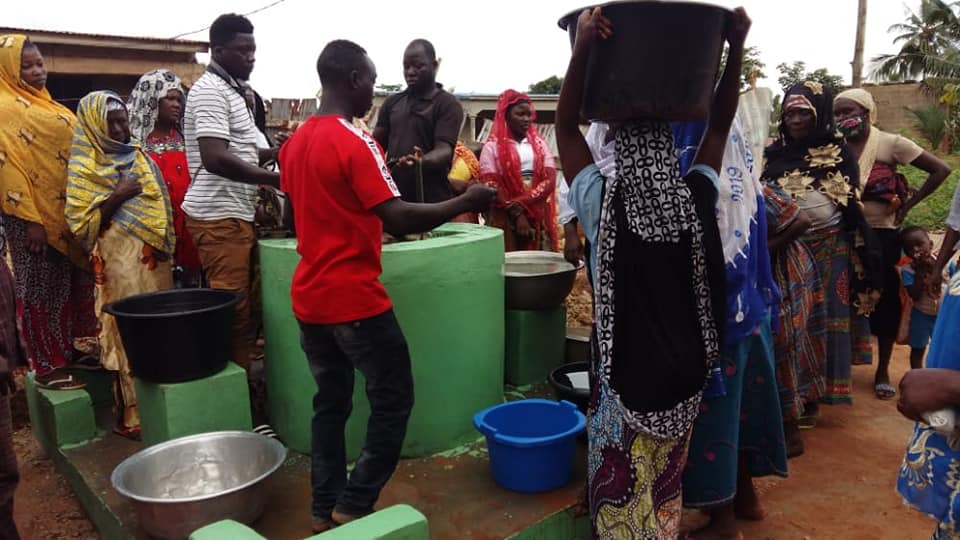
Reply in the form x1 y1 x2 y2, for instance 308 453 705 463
870 0 960 80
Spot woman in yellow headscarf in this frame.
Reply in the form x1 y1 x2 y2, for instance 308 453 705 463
448 141 481 223
0 34 97 387
66 90 175 438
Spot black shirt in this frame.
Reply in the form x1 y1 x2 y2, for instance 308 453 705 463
375 85 463 203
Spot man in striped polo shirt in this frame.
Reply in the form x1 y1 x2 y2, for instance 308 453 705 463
182 13 279 373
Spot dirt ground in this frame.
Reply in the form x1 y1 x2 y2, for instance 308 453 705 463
7 268 943 538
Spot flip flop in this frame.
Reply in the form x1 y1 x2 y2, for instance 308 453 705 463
113 426 141 441
35 374 86 391
875 382 897 400
253 424 279 439
70 353 102 371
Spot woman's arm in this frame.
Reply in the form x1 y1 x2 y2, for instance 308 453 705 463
556 8 611 184
768 210 811 252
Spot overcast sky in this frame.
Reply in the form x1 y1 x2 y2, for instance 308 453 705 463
7 0 919 99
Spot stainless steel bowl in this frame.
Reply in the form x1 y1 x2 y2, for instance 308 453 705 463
504 251 582 311
111 431 287 540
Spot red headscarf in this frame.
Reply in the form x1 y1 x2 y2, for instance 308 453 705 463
482 89 557 248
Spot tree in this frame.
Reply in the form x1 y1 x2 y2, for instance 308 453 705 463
720 45 766 91
852 0 868 87
376 83 402 92
528 76 563 95
776 61 845 93
870 0 960 80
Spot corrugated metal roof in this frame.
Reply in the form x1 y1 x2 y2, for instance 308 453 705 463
0 27 208 52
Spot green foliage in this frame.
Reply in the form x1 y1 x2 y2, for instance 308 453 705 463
376 83 402 92
775 61 844 93
902 159 960 231
528 76 563 95
719 45 766 91
871 0 960 81
909 104 949 148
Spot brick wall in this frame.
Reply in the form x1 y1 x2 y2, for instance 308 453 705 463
861 82 939 139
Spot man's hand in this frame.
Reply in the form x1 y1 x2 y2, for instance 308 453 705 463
898 368 960 422
25 222 46 255
563 222 583 265
395 146 424 168
461 183 497 213
274 130 292 146
574 7 613 53
726 7 751 48
515 213 534 239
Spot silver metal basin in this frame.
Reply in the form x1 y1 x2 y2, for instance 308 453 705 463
504 251 582 311
111 431 287 539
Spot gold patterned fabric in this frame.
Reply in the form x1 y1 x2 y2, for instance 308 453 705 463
0 34 87 268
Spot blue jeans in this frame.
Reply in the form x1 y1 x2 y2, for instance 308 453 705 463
298 309 414 519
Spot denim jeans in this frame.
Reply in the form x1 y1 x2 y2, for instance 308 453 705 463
298 309 414 520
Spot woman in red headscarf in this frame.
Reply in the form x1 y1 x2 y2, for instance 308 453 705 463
479 90 558 251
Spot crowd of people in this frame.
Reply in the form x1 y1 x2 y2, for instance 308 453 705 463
2 4 960 539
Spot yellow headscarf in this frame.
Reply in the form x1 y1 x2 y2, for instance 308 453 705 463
65 91 175 255
0 34 87 267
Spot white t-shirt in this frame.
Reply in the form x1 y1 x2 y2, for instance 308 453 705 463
515 138 535 183
182 71 260 222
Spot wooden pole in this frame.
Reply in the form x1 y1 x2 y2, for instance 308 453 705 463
852 0 868 87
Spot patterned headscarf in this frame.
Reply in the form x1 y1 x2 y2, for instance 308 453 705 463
762 81 860 212
127 69 183 144
0 34 88 268
479 89 558 248
65 91 175 254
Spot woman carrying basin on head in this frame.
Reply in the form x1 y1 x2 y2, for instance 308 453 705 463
480 90 558 252
66 91 176 439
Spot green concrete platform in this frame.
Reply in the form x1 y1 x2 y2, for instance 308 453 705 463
311 505 428 540
33 381 590 539
136 362 252 447
505 306 567 386
25 372 103 453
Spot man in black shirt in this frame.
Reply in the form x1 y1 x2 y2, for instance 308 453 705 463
374 39 464 203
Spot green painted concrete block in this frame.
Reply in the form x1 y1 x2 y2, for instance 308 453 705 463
310 505 429 540
189 519 266 540
260 223 505 458
504 306 567 386
26 373 99 451
136 362 252 447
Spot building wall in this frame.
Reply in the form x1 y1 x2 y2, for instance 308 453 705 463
862 82 938 139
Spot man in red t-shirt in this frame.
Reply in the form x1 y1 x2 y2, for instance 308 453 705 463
278 40 495 533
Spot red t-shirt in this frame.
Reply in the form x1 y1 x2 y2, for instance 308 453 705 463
279 116 401 324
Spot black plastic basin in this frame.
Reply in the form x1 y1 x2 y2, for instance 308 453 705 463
103 289 241 384
559 1 731 122
548 361 591 415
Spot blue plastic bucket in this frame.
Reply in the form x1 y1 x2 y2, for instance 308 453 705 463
473 399 586 493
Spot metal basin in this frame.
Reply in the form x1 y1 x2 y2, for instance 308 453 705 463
504 251 581 311
111 431 287 539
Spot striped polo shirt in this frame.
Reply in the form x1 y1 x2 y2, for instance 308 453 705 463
181 71 260 222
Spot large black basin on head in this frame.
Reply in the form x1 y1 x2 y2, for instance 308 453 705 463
559 0 731 122
103 289 241 384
